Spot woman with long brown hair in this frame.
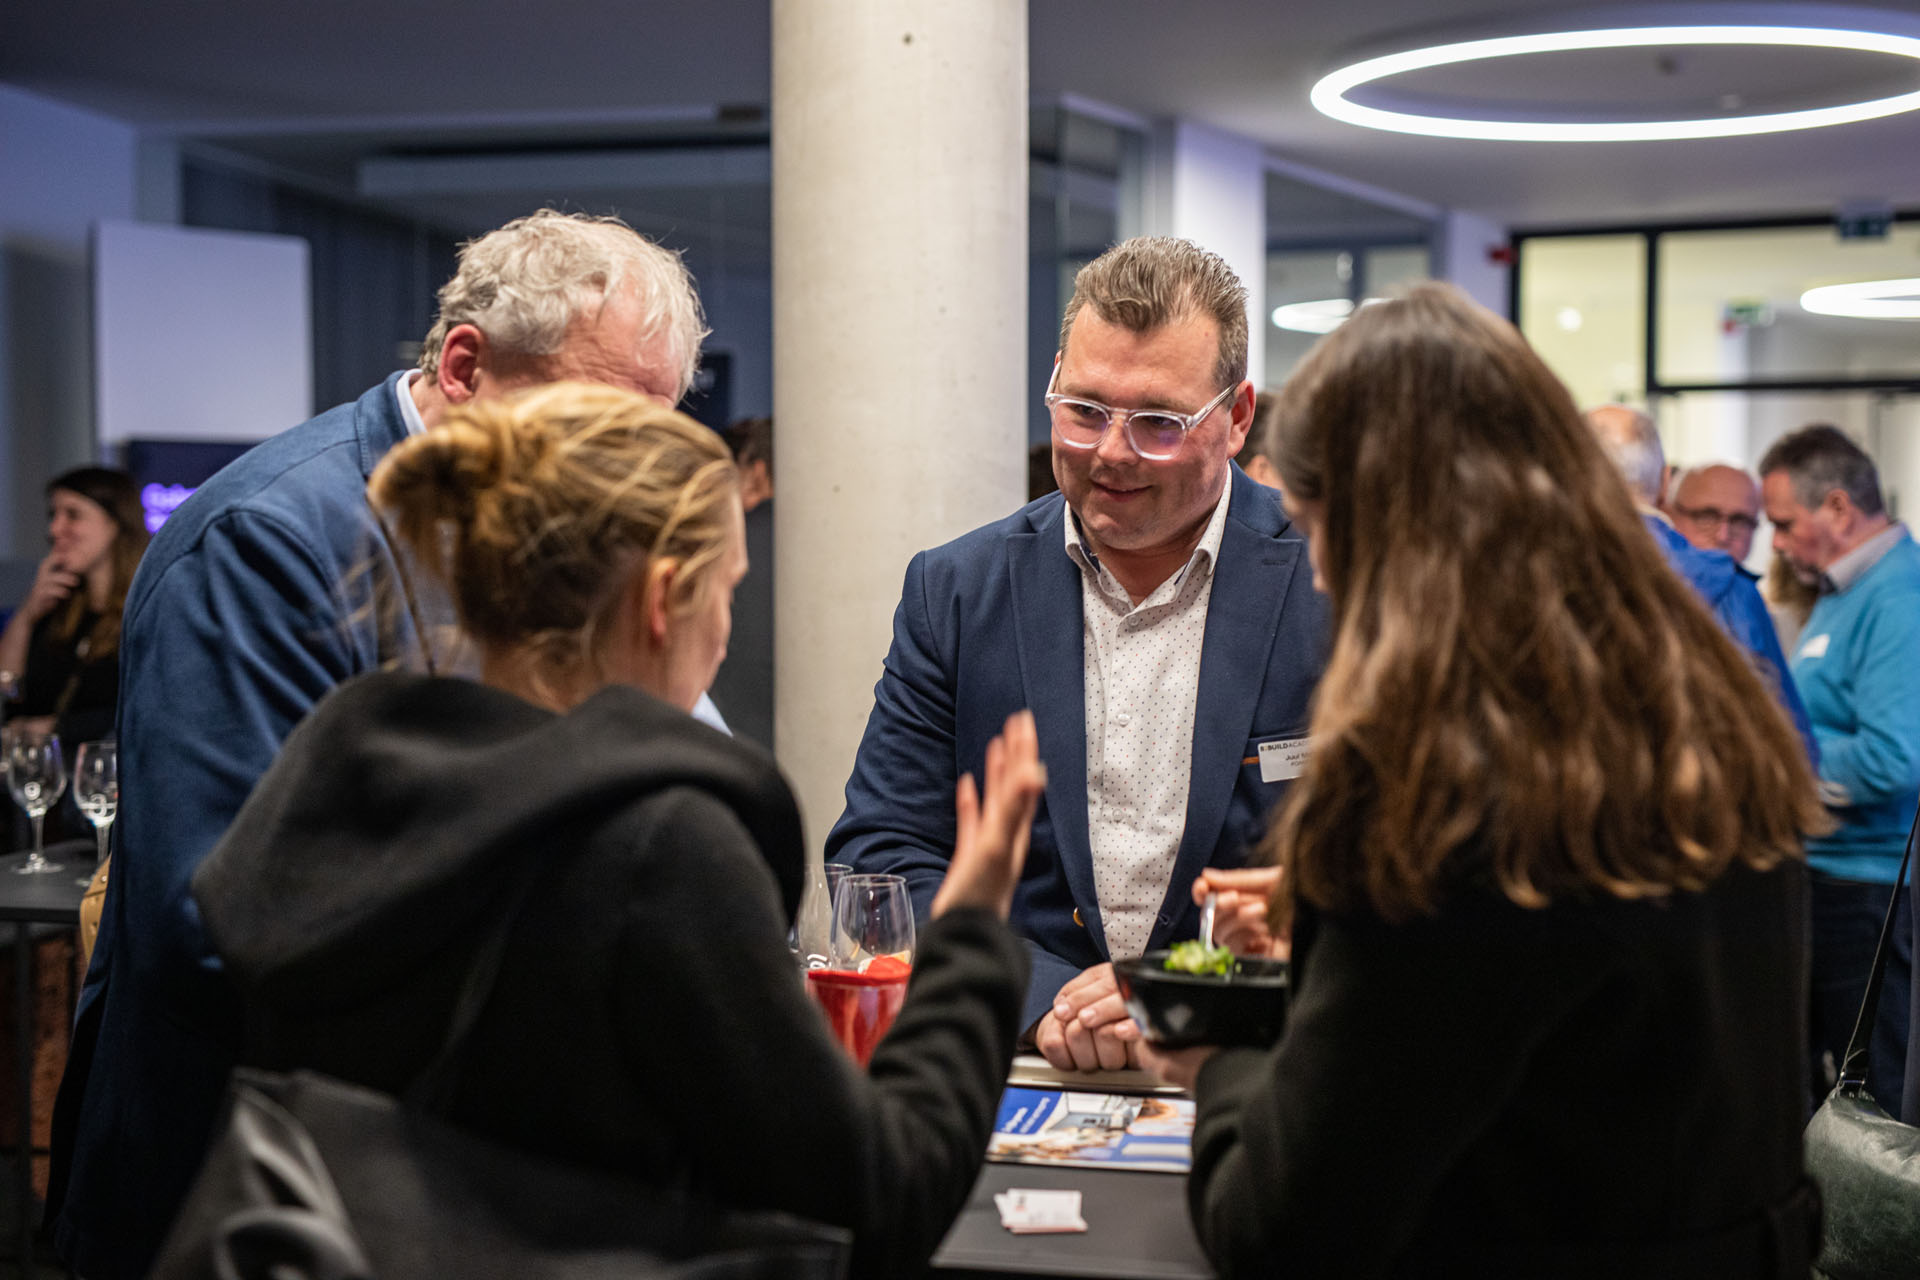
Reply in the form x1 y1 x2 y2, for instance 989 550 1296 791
1 467 150 746
1143 284 1824 1278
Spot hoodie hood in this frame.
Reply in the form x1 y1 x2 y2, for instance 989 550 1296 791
193 671 806 1010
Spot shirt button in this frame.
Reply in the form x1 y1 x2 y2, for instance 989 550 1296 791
1115 710 1131 726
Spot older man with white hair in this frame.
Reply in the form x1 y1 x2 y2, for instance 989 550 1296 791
50 211 710 1280
1584 405 1813 760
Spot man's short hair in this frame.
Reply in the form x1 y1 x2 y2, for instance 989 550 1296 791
1059 237 1248 390
1757 423 1884 516
1586 404 1665 505
419 209 709 401
725 415 773 473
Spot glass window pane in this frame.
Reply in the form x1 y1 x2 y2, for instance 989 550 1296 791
1265 250 1352 386
1363 245 1430 295
1518 234 1647 412
1656 224 1920 385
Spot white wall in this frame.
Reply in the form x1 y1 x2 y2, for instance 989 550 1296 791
1441 210 1511 319
1143 120 1268 386
0 85 139 559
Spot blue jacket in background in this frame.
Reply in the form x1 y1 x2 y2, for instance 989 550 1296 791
1644 516 1817 766
1791 528 1920 884
51 375 434 1280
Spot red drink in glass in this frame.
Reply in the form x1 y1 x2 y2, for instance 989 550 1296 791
806 959 909 1067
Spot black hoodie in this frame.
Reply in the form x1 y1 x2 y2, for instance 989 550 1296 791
194 671 1030 1278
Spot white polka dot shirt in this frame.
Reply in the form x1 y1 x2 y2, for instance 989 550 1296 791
1063 482 1232 960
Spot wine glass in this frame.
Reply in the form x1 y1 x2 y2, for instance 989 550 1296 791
74 740 118 868
6 728 67 875
831 873 916 972
806 873 915 1067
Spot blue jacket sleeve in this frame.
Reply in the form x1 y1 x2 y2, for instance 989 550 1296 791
825 552 957 923
1718 575 1818 768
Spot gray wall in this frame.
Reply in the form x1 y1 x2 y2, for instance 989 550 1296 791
0 85 139 565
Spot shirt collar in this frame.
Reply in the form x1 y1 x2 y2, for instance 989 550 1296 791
1064 474 1234 598
1821 522 1908 595
394 369 427 437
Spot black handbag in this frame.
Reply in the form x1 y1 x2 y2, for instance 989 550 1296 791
1803 801 1920 1280
151 863 852 1280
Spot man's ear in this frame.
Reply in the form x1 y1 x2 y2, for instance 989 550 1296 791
644 557 680 645
435 324 488 404
1225 381 1255 457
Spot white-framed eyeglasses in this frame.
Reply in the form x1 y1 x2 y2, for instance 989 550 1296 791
1043 363 1237 462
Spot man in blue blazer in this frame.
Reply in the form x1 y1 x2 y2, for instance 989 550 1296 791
829 238 1330 1071
49 212 709 1280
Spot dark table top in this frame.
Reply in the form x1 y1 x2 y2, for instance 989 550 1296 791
0 840 94 924
933 1160 1214 1280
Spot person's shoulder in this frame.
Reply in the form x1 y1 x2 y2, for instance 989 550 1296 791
1224 465 1293 540
918 491 1067 567
129 382 402 600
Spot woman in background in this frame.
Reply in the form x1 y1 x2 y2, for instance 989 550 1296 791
189 383 1045 1279
0 467 149 745
1151 284 1823 1279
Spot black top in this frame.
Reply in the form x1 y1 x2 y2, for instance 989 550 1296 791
7 610 117 745
1187 860 1812 1279
192 671 1029 1279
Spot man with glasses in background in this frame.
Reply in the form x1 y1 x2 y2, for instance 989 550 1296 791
830 238 1329 1072
1670 461 1763 563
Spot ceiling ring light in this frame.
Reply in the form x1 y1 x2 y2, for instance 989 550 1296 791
1311 24 1920 141
1800 277 1920 319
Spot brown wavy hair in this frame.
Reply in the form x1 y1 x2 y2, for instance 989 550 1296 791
1263 283 1822 922
368 382 736 698
46 467 150 661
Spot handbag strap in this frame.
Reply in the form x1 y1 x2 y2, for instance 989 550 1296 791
403 857 546 1112
1834 794 1920 1093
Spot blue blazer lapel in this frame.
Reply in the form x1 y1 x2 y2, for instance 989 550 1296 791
1153 472 1302 947
1007 506 1105 953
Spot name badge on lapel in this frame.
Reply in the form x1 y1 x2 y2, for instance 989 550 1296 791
1258 736 1311 783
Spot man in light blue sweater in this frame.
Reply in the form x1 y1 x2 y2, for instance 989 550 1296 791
1761 424 1920 1120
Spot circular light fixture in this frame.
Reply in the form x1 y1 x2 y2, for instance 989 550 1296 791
1800 277 1920 319
1557 306 1585 331
1273 298 1356 334
1312 24 1920 141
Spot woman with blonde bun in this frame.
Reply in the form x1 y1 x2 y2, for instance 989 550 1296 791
189 382 1046 1278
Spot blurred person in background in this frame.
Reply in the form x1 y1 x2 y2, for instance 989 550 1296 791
1763 554 1820 657
0 467 148 748
1760 423 1920 1120
51 210 712 1280
1150 284 1823 1279
708 415 775 747
1670 461 1763 564
1232 390 1282 489
188 384 1046 1279
1587 405 1813 763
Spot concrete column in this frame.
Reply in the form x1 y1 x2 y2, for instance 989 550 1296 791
1142 120 1268 387
771 0 1028 848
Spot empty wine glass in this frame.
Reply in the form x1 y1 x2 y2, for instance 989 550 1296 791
74 740 118 868
6 728 67 875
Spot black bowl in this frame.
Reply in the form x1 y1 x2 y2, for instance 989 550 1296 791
1113 950 1290 1050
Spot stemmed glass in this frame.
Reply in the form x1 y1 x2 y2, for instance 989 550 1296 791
74 740 118 868
831 873 916 972
5 728 67 875
806 873 916 1067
